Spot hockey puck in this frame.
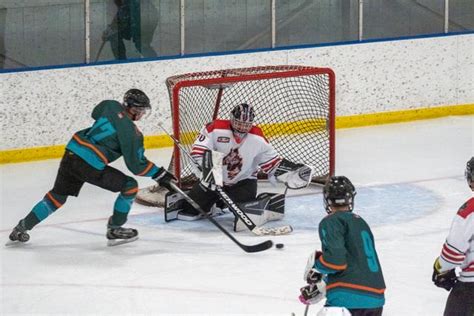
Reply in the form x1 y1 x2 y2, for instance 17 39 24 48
275 243 284 249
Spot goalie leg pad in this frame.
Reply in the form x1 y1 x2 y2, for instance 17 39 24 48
233 193 285 232
165 183 222 221
164 191 186 222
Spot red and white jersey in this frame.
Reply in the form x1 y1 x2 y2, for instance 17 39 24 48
438 197 474 282
190 119 281 186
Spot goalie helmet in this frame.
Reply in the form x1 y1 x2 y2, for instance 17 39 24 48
230 103 255 137
123 89 151 120
323 176 356 213
466 157 474 189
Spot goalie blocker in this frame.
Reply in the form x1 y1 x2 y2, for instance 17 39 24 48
164 191 285 232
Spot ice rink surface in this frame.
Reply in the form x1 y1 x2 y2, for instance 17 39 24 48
1 115 473 315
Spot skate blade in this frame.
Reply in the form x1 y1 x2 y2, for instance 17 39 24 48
4 240 27 247
107 236 139 247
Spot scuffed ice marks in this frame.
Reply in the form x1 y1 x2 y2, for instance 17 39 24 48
284 182 441 231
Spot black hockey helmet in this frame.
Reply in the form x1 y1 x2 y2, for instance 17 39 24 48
230 103 255 135
123 89 151 120
124 89 151 109
323 176 356 213
466 157 474 189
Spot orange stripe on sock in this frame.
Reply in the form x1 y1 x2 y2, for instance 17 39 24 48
326 282 385 294
123 187 138 195
46 192 63 208
138 161 153 176
319 256 347 270
73 135 109 164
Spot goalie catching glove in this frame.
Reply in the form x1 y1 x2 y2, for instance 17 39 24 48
273 158 315 190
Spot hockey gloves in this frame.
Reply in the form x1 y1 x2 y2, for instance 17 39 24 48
153 168 176 192
432 258 457 291
303 250 323 282
299 282 326 305
300 250 326 305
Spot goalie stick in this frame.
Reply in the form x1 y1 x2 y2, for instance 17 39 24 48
168 182 273 253
158 123 293 236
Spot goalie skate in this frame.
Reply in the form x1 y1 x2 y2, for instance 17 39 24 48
106 227 139 247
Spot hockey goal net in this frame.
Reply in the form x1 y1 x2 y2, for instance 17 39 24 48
136 65 335 207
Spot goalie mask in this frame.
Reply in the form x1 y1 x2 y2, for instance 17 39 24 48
123 89 151 121
323 176 356 213
466 157 474 189
230 103 255 139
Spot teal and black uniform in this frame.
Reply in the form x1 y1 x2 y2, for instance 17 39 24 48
66 100 159 177
314 211 386 311
20 100 162 231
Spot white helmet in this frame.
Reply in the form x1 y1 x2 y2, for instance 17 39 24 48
230 103 255 136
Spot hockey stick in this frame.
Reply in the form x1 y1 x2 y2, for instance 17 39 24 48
94 40 106 62
304 305 309 316
158 123 293 236
168 182 273 253
290 303 309 316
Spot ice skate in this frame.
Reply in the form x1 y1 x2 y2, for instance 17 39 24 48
106 226 139 246
6 223 30 246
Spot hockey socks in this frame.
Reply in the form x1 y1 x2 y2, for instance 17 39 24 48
111 181 138 227
23 191 67 230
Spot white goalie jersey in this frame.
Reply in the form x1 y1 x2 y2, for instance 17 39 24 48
190 119 281 186
437 197 474 283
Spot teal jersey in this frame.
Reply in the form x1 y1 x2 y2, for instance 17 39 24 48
315 211 386 309
66 100 159 177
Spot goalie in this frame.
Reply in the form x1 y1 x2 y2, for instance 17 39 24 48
170 103 313 231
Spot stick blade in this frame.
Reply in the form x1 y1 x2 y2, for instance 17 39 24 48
241 239 273 253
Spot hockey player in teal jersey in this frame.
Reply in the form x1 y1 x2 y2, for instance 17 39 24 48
8 89 175 246
299 176 386 316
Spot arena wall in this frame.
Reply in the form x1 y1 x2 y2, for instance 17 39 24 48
0 33 473 163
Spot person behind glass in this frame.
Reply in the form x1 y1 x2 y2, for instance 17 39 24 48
432 157 474 316
8 89 175 246
299 176 386 316
102 0 158 60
